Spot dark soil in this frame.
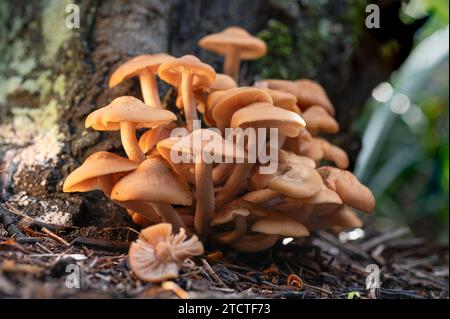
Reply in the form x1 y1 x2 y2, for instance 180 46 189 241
1 203 447 299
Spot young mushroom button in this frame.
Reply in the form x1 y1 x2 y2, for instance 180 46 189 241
111 157 193 233
199 26 267 81
85 96 176 163
158 55 216 132
109 54 174 108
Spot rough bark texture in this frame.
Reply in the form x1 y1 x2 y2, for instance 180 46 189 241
0 0 421 229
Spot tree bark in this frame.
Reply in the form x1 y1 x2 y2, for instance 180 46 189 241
0 0 420 228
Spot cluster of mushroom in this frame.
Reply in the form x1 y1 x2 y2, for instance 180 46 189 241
63 26 375 258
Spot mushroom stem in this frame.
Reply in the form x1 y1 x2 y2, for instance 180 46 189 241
181 72 198 132
212 163 233 185
223 46 241 82
215 162 254 206
194 160 215 239
120 121 146 163
151 202 187 234
115 201 160 224
139 72 161 108
233 215 247 240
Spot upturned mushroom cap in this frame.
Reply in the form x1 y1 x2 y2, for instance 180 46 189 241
129 223 203 282
109 54 174 87
211 87 273 128
85 96 177 131
294 79 335 115
262 88 300 114
251 214 310 237
63 151 138 194
230 103 306 137
111 157 193 206
317 166 375 213
211 199 255 225
195 74 237 114
268 165 323 199
301 106 339 135
158 55 216 89
199 27 267 60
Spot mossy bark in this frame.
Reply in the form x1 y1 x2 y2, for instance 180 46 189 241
0 0 420 228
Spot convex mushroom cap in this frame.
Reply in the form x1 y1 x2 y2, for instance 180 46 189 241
63 151 138 196
317 166 375 213
230 102 306 137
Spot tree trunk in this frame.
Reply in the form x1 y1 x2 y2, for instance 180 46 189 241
0 0 420 228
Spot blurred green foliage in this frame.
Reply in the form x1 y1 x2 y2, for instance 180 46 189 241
360 0 449 241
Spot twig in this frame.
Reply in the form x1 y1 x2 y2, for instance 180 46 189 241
71 237 130 252
359 227 410 251
41 227 70 247
0 206 26 239
202 258 229 288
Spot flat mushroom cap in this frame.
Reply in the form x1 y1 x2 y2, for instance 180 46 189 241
199 26 267 60
157 129 246 163
129 223 204 282
301 106 339 134
251 214 310 237
294 79 335 115
230 102 306 137
279 149 316 169
85 96 176 131
268 164 323 199
317 166 375 213
211 87 273 127
158 55 216 89
231 234 279 252
109 54 174 87
260 79 299 97
262 88 300 114
63 151 138 193
111 157 193 206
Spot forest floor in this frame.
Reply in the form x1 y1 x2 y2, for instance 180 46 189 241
0 203 448 299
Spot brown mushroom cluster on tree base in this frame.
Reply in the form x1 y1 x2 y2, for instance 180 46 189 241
63 26 375 281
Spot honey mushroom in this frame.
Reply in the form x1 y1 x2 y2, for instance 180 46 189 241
63 151 160 224
109 54 174 108
199 26 267 81
111 157 193 233
157 129 245 239
85 96 176 163
158 55 216 132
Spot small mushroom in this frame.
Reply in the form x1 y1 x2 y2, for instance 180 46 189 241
317 166 375 213
195 73 237 114
138 123 175 155
251 213 310 238
231 233 280 252
211 87 273 130
158 129 245 239
85 96 176 162
111 157 193 232
241 188 281 204
199 26 267 81
63 151 160 223
301 106 339 135
158 55 216 132
304 205 362 231
298 137 350 169
109 54 174 108
294 79 335 115
210 200 251 244
129 223 203 282
261 88 300 114
268 164 323 199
